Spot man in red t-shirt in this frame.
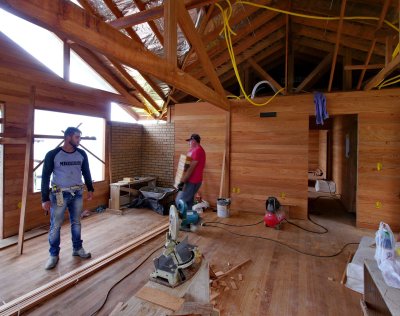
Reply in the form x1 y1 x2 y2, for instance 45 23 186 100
175 134 206 211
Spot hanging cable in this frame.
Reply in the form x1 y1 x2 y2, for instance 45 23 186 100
215 2 284 107
215 0 400 102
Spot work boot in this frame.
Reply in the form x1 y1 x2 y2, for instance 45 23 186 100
45 255 59 270
72 247 91 259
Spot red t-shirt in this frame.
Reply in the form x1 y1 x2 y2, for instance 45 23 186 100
187 145 206 183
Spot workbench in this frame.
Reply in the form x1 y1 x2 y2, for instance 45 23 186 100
361 259 400 316
107 177 157 214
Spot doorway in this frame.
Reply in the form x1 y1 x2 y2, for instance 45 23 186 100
308 114 358 222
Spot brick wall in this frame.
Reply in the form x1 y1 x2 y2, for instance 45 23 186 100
110 122 175 187
109 122 143 182
142 124 175 187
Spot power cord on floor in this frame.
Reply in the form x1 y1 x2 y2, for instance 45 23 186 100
284 214 328 234
201 224 359 258
202 219 264 227
203 215 328 234
90 244 164 316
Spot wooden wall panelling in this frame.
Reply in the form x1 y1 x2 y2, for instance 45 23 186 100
230 104 309 218
357 112 400 230
174 102 227 207
332 116 345 196
318 130 328 177
308 130 319 171
173 89 400 229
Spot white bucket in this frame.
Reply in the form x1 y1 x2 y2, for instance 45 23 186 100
217 198 231 218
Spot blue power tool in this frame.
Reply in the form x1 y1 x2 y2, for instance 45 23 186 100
176 199 200 231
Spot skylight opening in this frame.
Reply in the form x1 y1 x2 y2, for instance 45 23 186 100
0 9 63 77
70 50 117 93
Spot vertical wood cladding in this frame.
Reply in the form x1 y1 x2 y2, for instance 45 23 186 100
174 103 227 208
308 130 319 171
174 89 400 230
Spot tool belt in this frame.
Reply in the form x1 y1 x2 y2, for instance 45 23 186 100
52 185 84 206
51 184 84 193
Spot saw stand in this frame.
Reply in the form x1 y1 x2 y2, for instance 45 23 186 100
110 260 217 315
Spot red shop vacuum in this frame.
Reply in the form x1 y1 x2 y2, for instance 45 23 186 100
264 197 286 229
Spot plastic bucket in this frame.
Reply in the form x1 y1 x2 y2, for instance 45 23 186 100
217 198 231 218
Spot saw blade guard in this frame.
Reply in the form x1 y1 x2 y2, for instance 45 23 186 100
169 205 180 241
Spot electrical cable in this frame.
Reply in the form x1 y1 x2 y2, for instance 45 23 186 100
202 219 264 227
90 244 163 316
284 216 328 234
215 0 400 102
201 223 359 258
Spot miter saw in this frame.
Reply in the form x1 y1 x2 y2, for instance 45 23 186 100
150 205 201 287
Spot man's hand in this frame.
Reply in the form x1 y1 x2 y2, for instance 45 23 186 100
87 191 93 200
177 182 185 191
42 201 51 215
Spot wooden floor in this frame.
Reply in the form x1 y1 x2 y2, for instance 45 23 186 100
0 200 374 315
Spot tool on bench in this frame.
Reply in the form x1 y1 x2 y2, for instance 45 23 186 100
264 197 286 229
150 204 201 287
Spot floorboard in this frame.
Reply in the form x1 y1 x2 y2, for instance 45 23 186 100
0 201 374 315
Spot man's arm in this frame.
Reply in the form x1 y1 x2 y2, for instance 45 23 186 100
41 150 55 212
41 151 54 203
79 149 94 192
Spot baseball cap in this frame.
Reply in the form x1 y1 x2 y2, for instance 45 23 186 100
186 133 201 143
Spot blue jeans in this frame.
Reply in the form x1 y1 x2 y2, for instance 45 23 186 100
48 190 83 256
175 182 202 211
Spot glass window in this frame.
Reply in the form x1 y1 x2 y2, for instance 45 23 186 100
33 110 105 192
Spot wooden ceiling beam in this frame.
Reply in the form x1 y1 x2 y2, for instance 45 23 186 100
84 0 166 109
182 3 215 70
295 37 366 63
192 17 286 79
63 39 70 81
344 64 386 70
0 0 229 110
293 24 386 57
103 0 143 44
185 9 280 73
221 48 283 85
177 0 226 98
328 0 347 92
109 0 215 29
133 0 164 46
291 17 390 45
343 48 352 90
296 52 332 93
76 0 101 17
247 58 284 95
164 0 178 67
201 0 270 45
216 32 285 78
364 52 400 90
108 58 161 114
356 0 392 89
